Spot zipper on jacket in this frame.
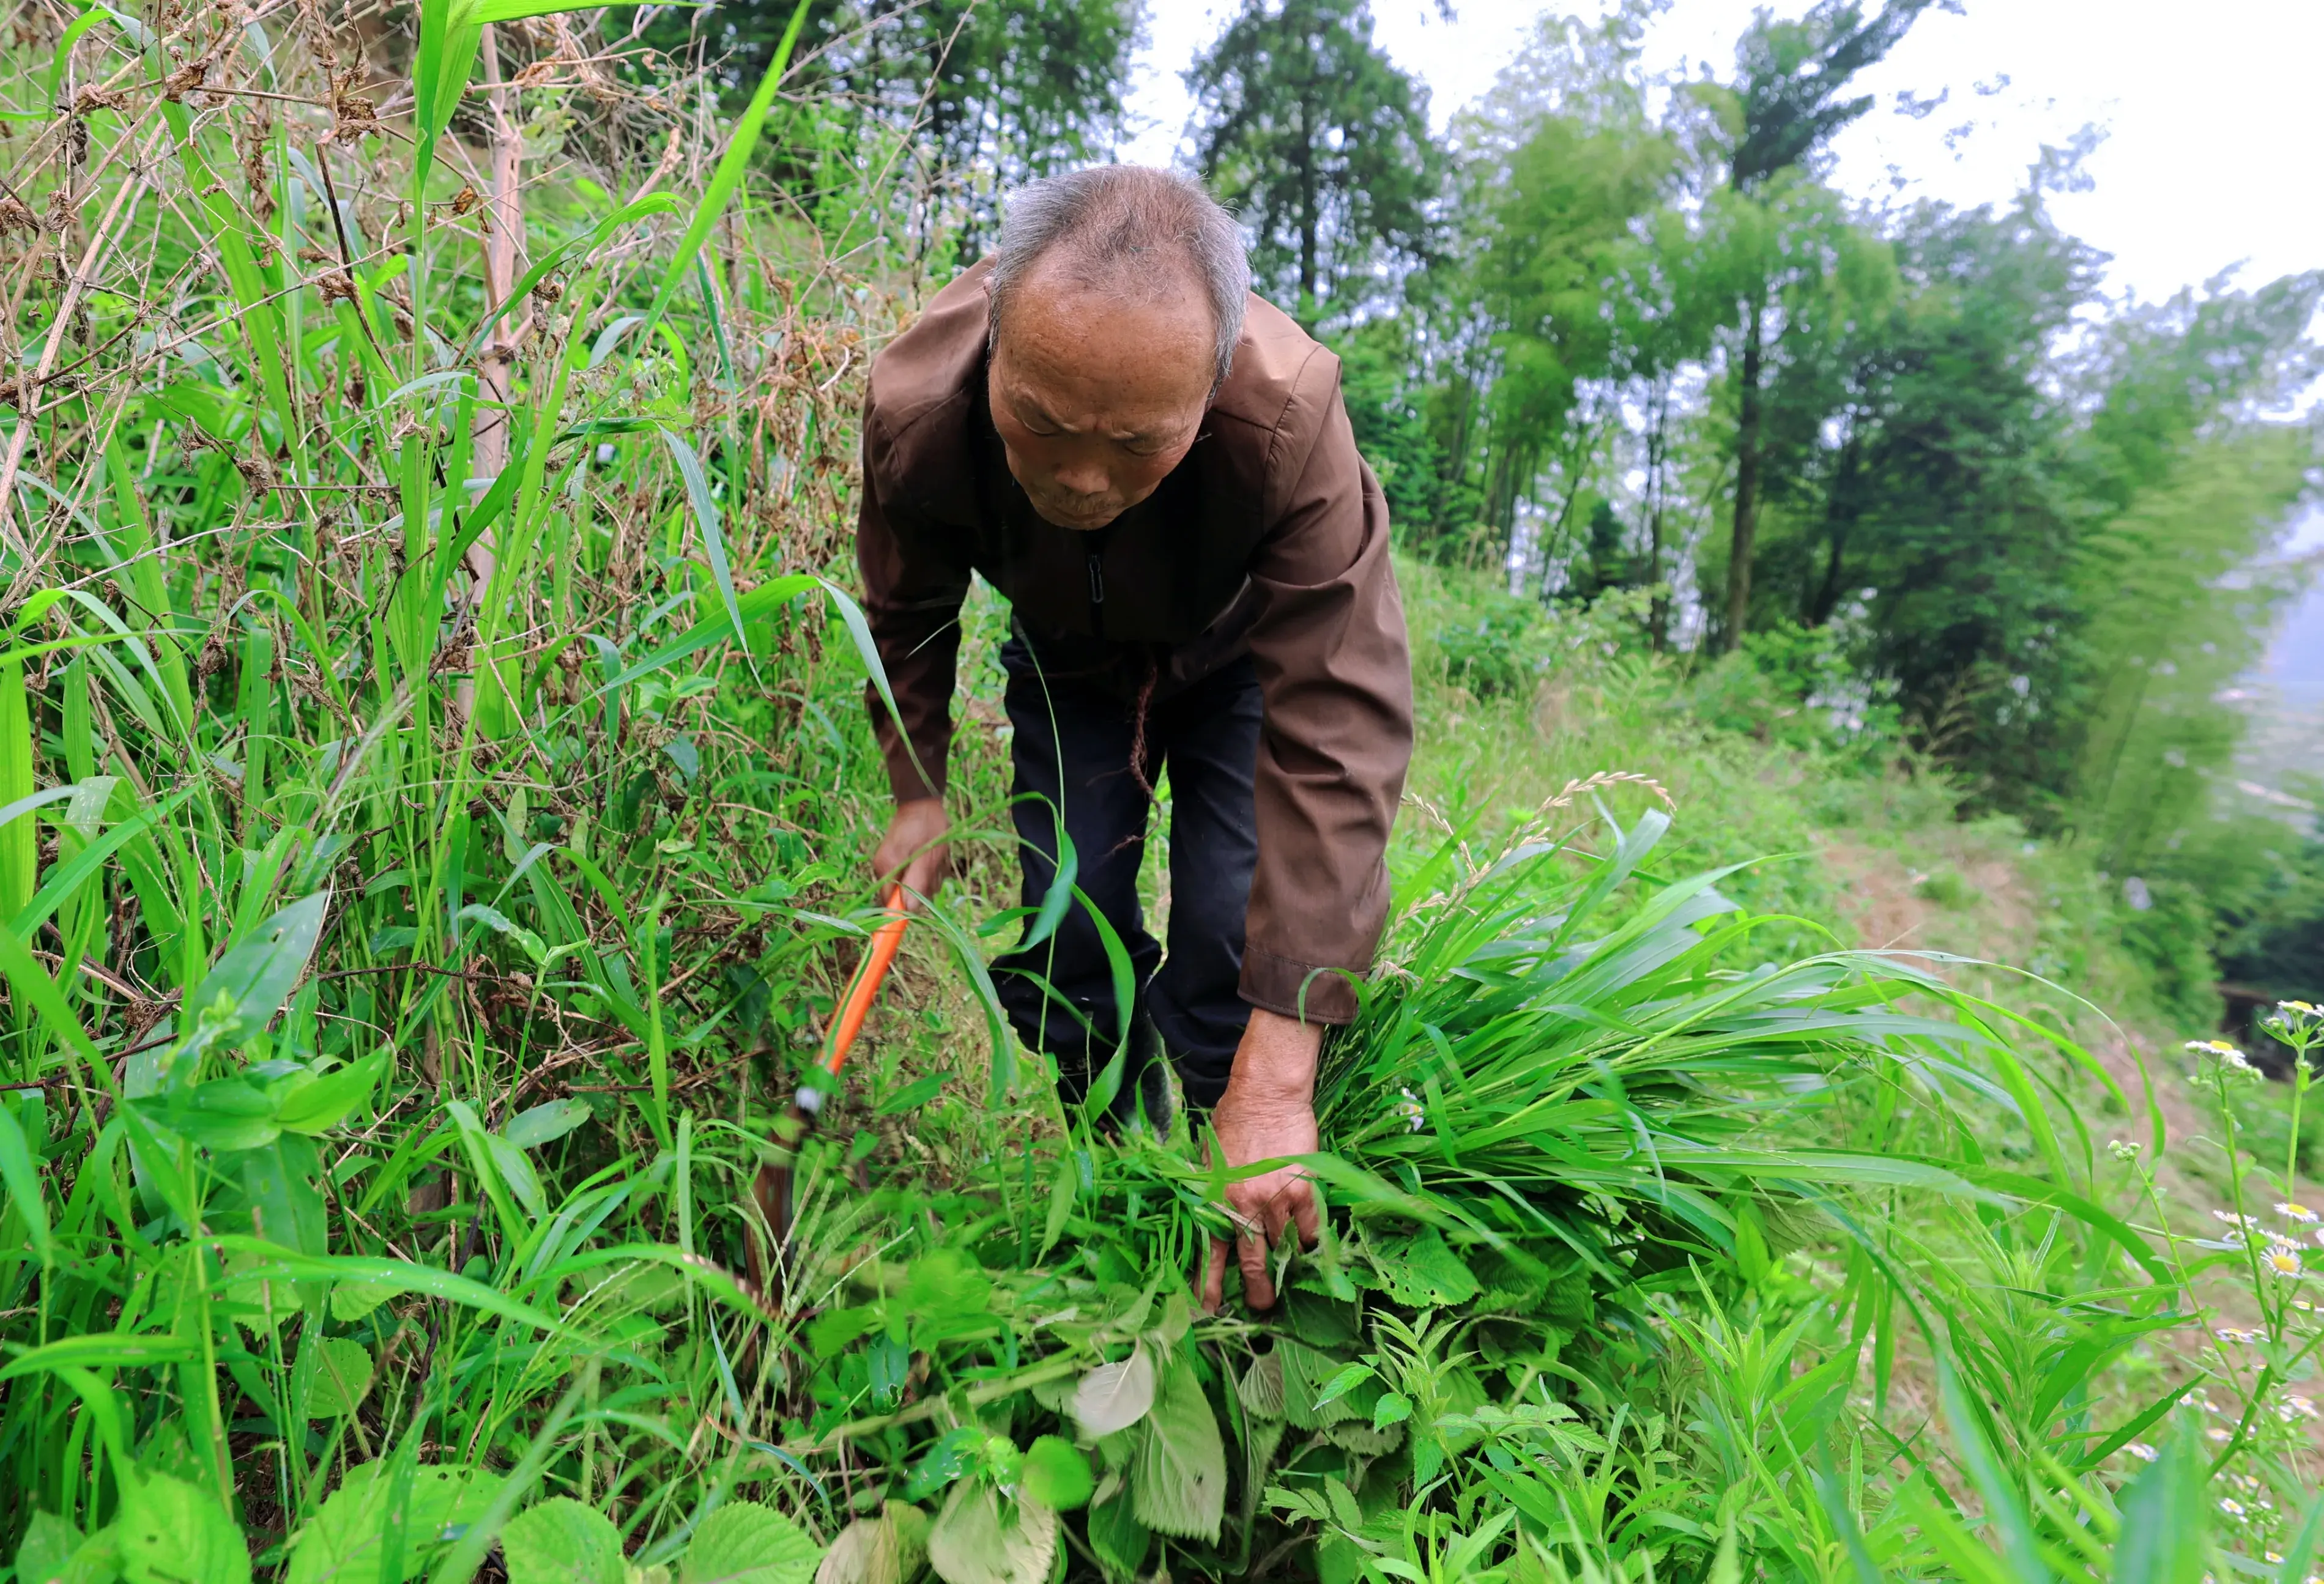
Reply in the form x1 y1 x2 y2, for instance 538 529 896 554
1086 541 1107 640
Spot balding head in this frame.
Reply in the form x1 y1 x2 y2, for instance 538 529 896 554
982 168 1254 532
989 166 1251 392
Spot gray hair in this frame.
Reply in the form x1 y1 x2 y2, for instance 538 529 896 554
987 166 1252 392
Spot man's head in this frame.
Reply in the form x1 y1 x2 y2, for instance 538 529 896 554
985 166 1250 532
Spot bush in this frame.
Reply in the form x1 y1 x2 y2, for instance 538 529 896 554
1688 622 1901 765
2115 872 2226 1031
1432 585 1549 698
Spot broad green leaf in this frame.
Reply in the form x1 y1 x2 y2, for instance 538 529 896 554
1130 1356 1227 1542
0 1333 199 1379
1368 1227 1479 1308
330 1279 407 1323
1277 1339 1370 1429
812 1504 926 1584
924 1485 1053 1584
1236 1351 1286 1421
0 1101 53 1262
1085 1495 1148 1582
207 1238 563 1333
306 1338 375 1419
503 1499 624 1584
1019 1437 1094 1512
276 1054 389 1136
15 1512 89 1584
180 892 332 1060
2114 1426 2205 1584
1310 1363 1376 1413
456 902 548 966
285 1462 501 1584
658 429 750 664
504 1099 592 1150
485 1131 547 1219
0 658 33 920
116 1469 251 1584
678 1501 822 1584
1071 1352 1157 1438
129 1079 279 1153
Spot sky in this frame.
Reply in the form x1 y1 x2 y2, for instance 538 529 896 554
1121 0 2324 309
1121 0 2324 693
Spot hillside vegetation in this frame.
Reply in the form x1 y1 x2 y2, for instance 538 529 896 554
0 2 2320 1583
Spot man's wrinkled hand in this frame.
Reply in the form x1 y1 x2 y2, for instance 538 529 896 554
1201 1009 1324 1312
873 797 950 908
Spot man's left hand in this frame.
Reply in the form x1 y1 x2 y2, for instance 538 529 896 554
1201 1008 1324 1312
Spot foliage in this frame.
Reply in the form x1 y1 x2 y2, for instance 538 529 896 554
0 2 2318 1582
1343 4 2317 1001
648 0 1139 253
1186 0 1442 320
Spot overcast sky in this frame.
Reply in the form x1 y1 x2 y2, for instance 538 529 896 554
1122 0 2324 311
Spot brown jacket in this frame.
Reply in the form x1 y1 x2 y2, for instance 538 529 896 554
855 259 1413 1024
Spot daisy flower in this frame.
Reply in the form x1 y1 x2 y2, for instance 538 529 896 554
2266 1245 2307 1277
2218 1327 2254 1344
2216 1210 2261 1231
2220 1497 2246 1516
2281 1202 2319 1224
1394 1087 1426 1133
2208 1426 2234 1443
2125 1442 2158 1462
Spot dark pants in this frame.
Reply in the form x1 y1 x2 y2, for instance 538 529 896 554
991 636 1260 1109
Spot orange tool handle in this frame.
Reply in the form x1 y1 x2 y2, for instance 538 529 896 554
814 886 909 1084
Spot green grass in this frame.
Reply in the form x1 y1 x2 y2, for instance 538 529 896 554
0 6 2319 1582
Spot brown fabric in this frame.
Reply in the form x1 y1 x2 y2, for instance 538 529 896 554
855 258 1414 1024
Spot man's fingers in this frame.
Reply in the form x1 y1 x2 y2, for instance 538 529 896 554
1238 1228 1277 1311
1289 1180 1321 1248
1201 1237 1229 1314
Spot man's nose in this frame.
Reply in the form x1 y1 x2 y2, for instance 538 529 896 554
1051 456 1111 498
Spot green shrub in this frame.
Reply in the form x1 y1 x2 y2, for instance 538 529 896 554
1433 587 1548 698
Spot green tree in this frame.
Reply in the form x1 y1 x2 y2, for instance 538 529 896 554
1186 0 1442 320
1408 7 1689 570
1706 0 1936 650
655 0 1138 250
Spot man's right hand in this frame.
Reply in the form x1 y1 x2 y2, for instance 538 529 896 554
873 798 951 908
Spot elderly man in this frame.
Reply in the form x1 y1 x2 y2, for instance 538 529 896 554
855 165 1413 1310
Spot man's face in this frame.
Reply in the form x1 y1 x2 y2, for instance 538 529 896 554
986 262 1217 532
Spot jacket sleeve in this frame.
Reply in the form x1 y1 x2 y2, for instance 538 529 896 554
856 415 970 802
1239 379 1415 1026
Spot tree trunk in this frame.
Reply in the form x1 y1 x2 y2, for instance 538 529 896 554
1806 432 1862 627
475 24 525 481
1722 295 1766 653
1646 380 1668 651
1295 89 1318 308
459 25 525 724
